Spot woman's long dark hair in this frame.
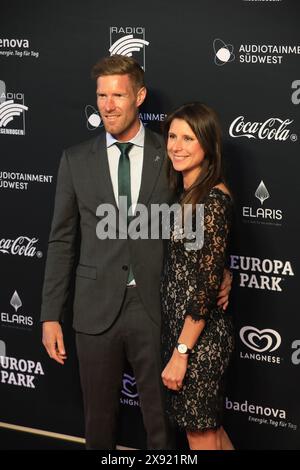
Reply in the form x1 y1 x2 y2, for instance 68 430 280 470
164 102 224 208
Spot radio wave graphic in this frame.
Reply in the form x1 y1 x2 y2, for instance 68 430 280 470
0 100 28 127
109 34 149 57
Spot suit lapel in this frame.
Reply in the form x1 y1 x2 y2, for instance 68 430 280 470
137 128 165 207
89 131 117 207
87 128 165 210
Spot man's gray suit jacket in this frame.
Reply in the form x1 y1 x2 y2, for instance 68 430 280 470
40 128 175 334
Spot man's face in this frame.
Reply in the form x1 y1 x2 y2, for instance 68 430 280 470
96 74 146 141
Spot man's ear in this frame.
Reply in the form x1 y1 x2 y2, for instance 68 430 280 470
136 86 147 107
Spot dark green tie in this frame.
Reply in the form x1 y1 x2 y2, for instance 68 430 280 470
116 142 134 283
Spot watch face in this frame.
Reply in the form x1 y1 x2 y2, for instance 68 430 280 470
178 344 187 354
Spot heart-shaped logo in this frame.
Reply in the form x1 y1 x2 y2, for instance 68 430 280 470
121 373 138 398
240 326 281 353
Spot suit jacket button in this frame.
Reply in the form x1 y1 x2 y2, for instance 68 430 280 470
122 265 128 271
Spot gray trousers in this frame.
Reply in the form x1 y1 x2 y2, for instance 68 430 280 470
76 287 172 450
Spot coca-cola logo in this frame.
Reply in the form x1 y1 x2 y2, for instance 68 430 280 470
0 236 43 258
229 116 297 142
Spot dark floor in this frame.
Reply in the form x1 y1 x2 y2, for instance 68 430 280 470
0 427 85 450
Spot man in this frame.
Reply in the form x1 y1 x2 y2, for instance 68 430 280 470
41 55 231 449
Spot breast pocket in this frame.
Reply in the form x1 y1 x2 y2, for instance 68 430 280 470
76 264 97 279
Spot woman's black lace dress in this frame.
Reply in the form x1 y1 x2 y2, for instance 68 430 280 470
161 188 234 431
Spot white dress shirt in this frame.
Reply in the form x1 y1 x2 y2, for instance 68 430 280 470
106 122 145 285
106 122 145 214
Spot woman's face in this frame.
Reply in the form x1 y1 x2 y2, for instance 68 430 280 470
167 118 205 185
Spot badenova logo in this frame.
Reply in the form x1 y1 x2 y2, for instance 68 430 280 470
109 27 149 70
239 326 282 365
0 38 39 59
230 255 294 292
0 80 28 136
225 398 297 431
242 180 283 226
229 115 297 142
1 290 34 329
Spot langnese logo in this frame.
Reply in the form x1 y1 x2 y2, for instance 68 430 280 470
109 27 149 70
229 115 297 142
213 38 300 65
120 373 140 407
239 326 282 365
0 236 43 258
0 80 28 136
242 180 283 226
230 255 294 292
225 398 298 431
291 80 300 105
1 291 34 329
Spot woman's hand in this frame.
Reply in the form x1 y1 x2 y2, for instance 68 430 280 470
161 348 188 391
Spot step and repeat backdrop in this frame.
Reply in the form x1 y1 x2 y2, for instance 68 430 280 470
0 0 299 450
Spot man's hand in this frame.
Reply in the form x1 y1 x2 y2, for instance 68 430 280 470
217 268 233 311
42 321 67 365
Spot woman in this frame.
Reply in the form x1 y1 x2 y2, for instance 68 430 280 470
161 102 234 450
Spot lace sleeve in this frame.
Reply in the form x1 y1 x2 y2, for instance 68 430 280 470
186 191 232 321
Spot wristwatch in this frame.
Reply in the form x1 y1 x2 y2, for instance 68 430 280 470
176 343 191 354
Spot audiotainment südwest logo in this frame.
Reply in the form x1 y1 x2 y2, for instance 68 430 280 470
85 104 103 131
213 38 300 66
85 104 166 131
0 80 28 136
242 180 283 226
109 26 149 70
229 115 297 142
